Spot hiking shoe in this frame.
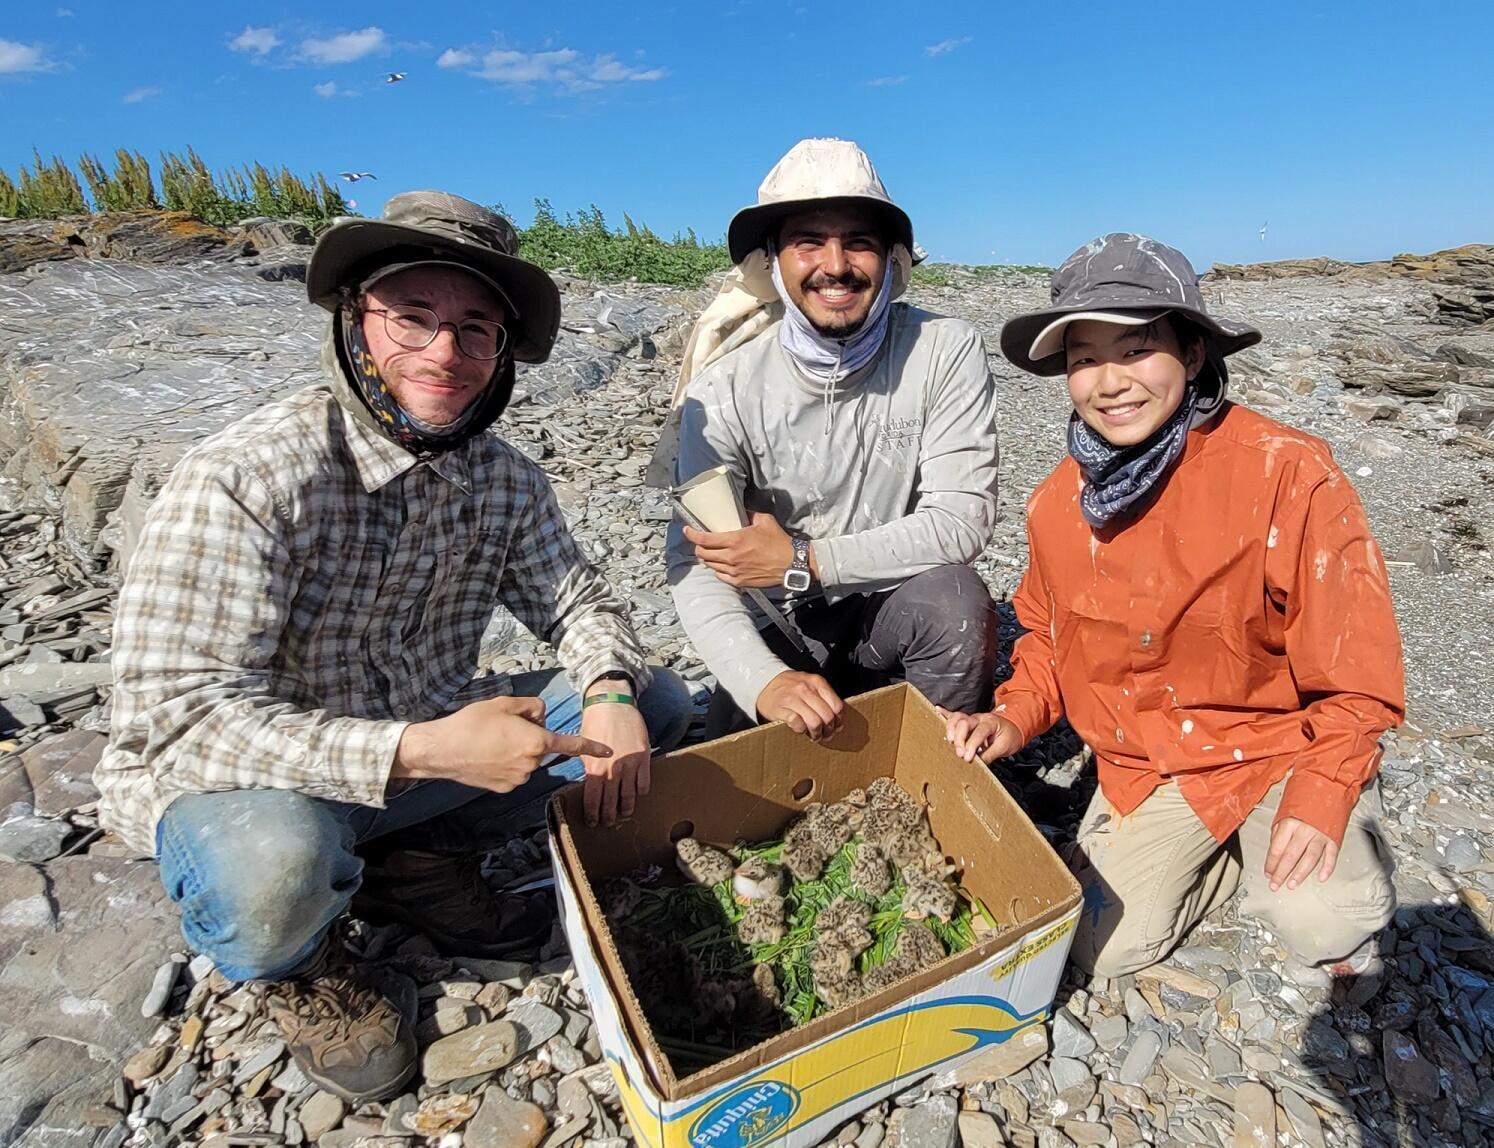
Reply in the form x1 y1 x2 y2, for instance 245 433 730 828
352 849 552 957
264 933 416 1104
1281 938 1384 990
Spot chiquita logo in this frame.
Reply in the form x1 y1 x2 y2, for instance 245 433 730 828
687 1080 801 1148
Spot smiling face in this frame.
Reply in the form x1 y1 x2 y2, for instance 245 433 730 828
775 204 889 338
359 265 506 426
1063 317 1207 446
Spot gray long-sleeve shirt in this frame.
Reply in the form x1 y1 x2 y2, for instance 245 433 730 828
667 303 999 714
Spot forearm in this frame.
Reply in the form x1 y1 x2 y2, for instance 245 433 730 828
668 559 788 715
113 675 406 805
814 499 994 599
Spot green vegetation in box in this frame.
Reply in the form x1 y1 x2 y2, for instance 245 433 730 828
605 778 991 1076
505 197 730 287
0 148 348 228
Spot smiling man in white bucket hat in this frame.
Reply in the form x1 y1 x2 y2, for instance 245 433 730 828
666 138 1001 739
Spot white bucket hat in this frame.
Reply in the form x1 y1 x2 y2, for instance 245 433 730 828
726 138 914 263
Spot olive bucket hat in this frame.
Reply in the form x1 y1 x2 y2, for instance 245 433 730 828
307 191 561 364
999 233 1261 376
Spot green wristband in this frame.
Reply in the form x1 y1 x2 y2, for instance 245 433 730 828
582 692 636 709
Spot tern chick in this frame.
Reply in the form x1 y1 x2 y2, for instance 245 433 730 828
894 922 946 971
732 857 784 903
850 842 893 897
737 895 788 945
903 875 959 923
818 897 873 956
675 837 734 887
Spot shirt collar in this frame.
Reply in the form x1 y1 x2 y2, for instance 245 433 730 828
339 402 475 495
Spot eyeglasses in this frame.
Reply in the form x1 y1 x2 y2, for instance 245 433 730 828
363 305 509 361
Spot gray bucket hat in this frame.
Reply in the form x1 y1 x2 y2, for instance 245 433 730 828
307 191 561 363
999 233 1261 376
727 138 914 263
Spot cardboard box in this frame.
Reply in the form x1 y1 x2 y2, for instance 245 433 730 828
549 683 1082 1148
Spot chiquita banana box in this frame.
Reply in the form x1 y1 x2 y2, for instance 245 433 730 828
550 683 1082 1148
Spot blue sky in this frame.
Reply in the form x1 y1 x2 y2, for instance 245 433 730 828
2 1 1490 268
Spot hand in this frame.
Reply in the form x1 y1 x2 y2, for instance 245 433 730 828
685 512 811 589
579 700 651 827
756 671 845 740
394 695 611 793
937 707 1025 763
1265 817 1340 891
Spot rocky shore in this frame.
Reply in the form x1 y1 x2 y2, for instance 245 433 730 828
1 219 1491 1147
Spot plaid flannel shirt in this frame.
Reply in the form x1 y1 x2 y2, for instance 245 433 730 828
97 384 649 856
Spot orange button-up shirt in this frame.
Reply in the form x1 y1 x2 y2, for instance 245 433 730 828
995 403 1405 846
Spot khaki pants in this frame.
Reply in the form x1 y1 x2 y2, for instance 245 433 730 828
1068 777 1396 978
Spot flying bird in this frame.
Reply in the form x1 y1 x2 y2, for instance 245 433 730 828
1259 221 1268 242
339 172 377 182
386 72 407 83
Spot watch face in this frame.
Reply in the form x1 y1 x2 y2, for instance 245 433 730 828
783 569 812 593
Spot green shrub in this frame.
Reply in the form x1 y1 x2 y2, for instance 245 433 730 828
911 262 1052 289
509 198 729 287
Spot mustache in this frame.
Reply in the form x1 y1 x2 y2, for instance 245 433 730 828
803 268 873 291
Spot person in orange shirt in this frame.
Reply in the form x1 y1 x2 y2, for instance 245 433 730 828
944 234 1403 987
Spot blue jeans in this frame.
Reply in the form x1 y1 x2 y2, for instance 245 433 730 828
156 667 692 981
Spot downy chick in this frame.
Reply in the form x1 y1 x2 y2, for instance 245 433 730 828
818 896 873 956
809 936 856 982
737 895 788 945
859 803 919 852
867 776 916 811
839 787 868 831
850 842 893 898
894 922 946 971
780 820 828 881
697 979 738 1022
903 875 958 923
861 963 900 995
732 857 785 903
883 822 940 872
676 837 735 887
807 803 854 855
600 877 643 921
815 969 863 1010
749 962 782 1012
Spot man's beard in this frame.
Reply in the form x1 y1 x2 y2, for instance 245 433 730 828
802 270 876 339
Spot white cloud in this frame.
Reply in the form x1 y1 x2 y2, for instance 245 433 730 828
0 38 50 74
475 48 578 83
866 75 907 87
229 26 280 56
587 54 665 83
300 26 387 65
924 36 972 57
56 8 73 16
313 80 356 98
447 45 667 91
122 85 161 103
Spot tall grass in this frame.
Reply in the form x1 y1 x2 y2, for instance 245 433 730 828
0 148 348 227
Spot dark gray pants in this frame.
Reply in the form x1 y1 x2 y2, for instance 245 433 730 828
705 564 998 737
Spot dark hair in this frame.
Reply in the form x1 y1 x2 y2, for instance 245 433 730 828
1163 313 1209 355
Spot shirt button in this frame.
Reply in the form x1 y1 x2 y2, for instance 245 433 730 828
1139 631 1152 647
